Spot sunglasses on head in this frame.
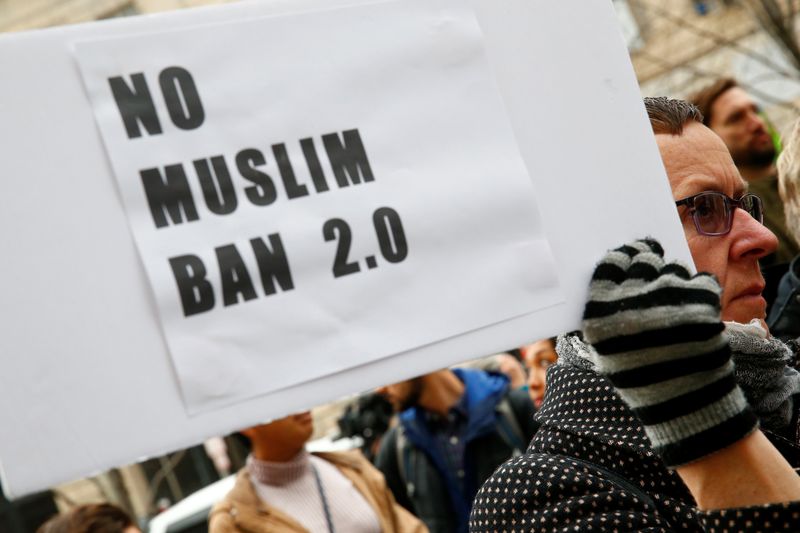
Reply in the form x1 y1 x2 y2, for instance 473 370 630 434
674 191 764 236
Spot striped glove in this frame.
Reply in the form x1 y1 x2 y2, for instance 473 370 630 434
582 239 758 467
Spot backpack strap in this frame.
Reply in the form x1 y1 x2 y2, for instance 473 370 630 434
394 425 417 499
555 453 657 508
495 397 527 455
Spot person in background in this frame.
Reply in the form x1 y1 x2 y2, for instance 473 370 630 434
768 119 800 339
374 367 536 533
690 78 798 269
336 392 395 462
209 411 425 533
204 436 233 477
520 337 558 408
38 503 140 533
456 352 528 390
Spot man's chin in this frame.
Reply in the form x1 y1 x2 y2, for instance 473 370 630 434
722 296 767 324
746 145 776 167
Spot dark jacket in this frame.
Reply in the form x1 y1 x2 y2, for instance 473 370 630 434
768 254 800 340
376 369 537 533
470 359 800 532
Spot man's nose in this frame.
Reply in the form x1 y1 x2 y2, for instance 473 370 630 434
746 110 767 133
731 206 778 260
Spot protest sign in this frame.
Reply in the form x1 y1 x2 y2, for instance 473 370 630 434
0 0 691 497
72 0 561 413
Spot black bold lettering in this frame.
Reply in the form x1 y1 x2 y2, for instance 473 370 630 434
216 244 257 307
322 129 375 188
169 255 215 316
159 66 205 131
140 164 199 228
300 138 330 193
250 234 295 295
193 156 238 215
272 143 309 199
236 149 277 206
108 73 163 139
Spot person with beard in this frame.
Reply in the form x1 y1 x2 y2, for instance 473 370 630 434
374 368 536 533
691 78 798 267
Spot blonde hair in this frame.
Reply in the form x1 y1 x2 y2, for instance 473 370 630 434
778 119 800 247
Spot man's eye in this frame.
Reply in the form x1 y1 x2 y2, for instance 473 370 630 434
728 111 745 124
694 203 714 219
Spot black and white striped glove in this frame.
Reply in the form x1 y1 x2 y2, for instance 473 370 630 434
582 239 758 467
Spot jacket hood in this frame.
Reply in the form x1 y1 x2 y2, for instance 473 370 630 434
399 368 510 445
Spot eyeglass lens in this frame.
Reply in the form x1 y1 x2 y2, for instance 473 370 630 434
693 193 730 234
692 192 762 235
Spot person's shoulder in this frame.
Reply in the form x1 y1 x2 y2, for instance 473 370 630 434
376 424 402 453
320 447 394 475
316 448 367 467
470 451 666 532
208 470 251 532
470 452 563 528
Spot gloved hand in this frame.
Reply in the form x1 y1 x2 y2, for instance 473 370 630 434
582 238 758 467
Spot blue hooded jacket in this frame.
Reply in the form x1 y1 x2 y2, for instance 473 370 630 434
397 368 515 533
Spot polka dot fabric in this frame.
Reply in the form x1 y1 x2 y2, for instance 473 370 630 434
470 361 800 532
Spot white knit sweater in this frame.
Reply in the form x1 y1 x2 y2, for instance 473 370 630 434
247 451 381 532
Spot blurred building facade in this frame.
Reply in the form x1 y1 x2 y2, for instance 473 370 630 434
616 0 800 135
4 0 798 130
0 0 235 33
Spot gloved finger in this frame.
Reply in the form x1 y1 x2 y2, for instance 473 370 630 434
589 238 664 286
690 273 723 311
612 238 663 259
627 249 665 282
630 238 664 258
661 262 692 280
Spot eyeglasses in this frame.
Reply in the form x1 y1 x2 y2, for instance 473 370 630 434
674 191 764 236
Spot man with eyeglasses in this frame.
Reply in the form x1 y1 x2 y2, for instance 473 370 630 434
469 97 800 532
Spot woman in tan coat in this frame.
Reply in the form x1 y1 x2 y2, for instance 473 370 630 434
209 412 426 533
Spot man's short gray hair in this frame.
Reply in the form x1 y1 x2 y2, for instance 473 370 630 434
644 96 704 135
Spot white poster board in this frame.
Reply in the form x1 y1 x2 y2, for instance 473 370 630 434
72 0 561 413
0 0 692 497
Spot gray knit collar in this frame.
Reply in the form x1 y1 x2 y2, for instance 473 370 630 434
555 332 597 371
555 323 800 433
247 450 310 486
725 320 800 431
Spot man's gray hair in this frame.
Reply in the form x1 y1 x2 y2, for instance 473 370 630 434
644 96 704 135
